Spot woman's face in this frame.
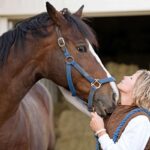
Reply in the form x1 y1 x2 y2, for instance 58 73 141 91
117 71 141 105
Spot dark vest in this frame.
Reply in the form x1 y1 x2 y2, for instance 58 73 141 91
105 105 150 150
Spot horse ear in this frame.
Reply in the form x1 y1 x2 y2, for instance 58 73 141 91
73 5 84 18
46 2 62 25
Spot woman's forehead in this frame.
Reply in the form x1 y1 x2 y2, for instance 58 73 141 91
133 71 142 78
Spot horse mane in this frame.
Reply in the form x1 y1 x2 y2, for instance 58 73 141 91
0 11 98 65
0 13 50 65
0 29 16 64
61 9 98 48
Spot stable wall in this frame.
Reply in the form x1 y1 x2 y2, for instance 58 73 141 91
1 0 150 35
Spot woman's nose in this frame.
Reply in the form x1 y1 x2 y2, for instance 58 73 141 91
123 76 127 79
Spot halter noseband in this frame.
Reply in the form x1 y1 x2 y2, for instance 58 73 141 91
56 27 115 112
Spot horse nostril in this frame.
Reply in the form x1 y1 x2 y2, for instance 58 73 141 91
105 107 113 114
106 101 116 114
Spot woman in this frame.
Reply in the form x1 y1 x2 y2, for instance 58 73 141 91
90 69 150 150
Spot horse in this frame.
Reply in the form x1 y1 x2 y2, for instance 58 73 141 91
0 2 118 150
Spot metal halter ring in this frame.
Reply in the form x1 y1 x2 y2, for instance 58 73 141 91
58 37 65 47
91 79 101 89
65 56 74 64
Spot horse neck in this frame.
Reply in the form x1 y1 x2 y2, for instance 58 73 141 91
0 39 43 126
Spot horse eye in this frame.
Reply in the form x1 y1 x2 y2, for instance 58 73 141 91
76 46 87 52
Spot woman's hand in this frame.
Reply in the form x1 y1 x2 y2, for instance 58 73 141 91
90 112 106 137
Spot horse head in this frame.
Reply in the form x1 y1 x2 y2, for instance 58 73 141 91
8 2 118 117
41 2 119 117
0 3 119 149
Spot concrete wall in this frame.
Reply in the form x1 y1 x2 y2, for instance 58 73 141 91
1 0 150 17
0 17 8 35
1 0 150 35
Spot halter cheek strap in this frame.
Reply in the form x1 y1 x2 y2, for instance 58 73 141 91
56 27 116 111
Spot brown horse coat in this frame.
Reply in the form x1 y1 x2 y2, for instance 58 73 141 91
0 83 55 150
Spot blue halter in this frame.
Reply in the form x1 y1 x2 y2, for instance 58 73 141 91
56 27 116 111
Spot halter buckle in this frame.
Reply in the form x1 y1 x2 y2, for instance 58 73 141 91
91 79 101 89
65 56 74 64
58 37 65 47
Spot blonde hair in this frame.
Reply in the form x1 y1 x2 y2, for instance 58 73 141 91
132 69 150 111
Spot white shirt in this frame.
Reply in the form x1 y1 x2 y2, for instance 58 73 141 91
98 115 150 150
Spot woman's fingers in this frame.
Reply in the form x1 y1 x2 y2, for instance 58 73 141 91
91 112 98 117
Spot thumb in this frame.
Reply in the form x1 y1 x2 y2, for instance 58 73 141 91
94 112 97 115
91 112 95 117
